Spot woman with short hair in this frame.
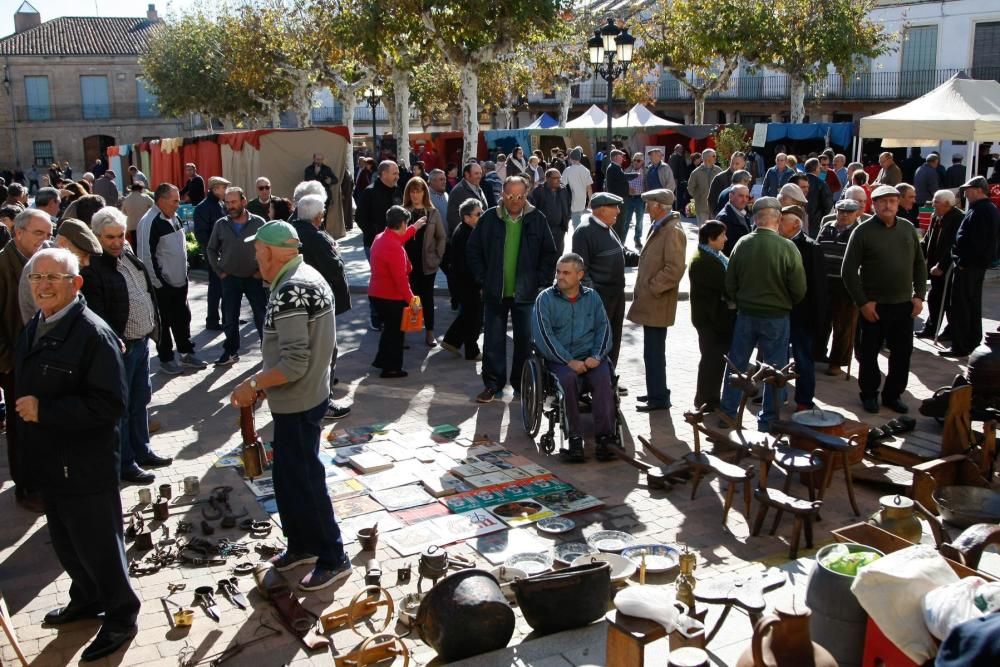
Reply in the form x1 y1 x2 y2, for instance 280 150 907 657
688 220 736 411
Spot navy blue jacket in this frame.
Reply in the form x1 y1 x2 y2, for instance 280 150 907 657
193 191 225 249
531 285 611 364
762 166 794 198
466 204 557 304
953 198 1000 270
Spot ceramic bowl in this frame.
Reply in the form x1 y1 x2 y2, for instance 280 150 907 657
571 552 637 583
503 552 553 576
586 530 636 553
620 544 681 574
553 541 595 566
536 517 576 534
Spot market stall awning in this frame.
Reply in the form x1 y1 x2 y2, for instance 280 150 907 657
758 122 854 149
859 73 1000 144
565 104 608 129
612 103 680 128
526 112 558 129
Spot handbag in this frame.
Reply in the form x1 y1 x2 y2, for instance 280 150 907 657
401 297 424 333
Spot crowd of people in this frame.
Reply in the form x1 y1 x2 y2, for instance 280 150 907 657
0 139 998 662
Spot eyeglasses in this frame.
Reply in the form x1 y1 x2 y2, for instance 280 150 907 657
633 159 643 163
257 186 270 190
503 194 526 201
27 272 75 283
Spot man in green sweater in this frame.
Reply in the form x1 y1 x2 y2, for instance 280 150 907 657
842 185 927 414
720 197 806 431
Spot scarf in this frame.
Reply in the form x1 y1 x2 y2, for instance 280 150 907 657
699 243 728 269
509 156 527 173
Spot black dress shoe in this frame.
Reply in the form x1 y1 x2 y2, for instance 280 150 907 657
138 453 173 468
882 397 909 414
380 370 408 379
44 604 103 625
205 322 223 331
637 403 671 413
636 395 649 402
861 396 880 414
120 466 155 484
914 328 935 339
81 625 138 662
938 348 970 358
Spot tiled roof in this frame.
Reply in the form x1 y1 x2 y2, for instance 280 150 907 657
0 16 161 57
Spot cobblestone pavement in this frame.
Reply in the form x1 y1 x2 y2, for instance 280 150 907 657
2 224 998 666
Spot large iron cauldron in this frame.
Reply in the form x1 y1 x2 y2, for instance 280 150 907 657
414 568 514 661
511 560 611 635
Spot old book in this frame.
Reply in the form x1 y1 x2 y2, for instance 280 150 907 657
531 487 604 515
332 494 382 519
338 510 402 544
486 499 556 527
420 472 470 497
357 467 418 492
430 509 506 544
371 484 436 512
326 478 366 501
471 527 551 565
348 451 393 474
384 521 446 557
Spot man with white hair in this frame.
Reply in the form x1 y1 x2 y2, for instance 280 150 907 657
688 148 722 223
562 147 593 227
717 183 752 255
85 207 169 484
290 192 352 420
206 187 267 367
247 177 273 219
0 208 52 510
15 247 141 661
819 185 867 229
917 189 963 340
762 153 794 198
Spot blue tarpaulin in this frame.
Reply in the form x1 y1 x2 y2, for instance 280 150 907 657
526 113 559 129
482 129 532 153
765 122 853 149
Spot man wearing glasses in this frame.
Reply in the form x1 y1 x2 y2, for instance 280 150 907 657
247 177 274 219
467 176 557 403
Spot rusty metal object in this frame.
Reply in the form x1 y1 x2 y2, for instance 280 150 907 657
240 400 268 480
152 497 169 521
510 560 611 635
933 485 1000 527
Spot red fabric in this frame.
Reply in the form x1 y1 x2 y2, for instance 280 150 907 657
150 142 184 189
107 145 121 157
195 140 223 181
368 227 416 301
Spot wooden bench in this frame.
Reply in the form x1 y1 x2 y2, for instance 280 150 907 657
682 410 754 529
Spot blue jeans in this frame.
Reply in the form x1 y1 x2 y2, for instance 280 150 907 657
272 401 346 569
789 321 815 408
482 298 533 391
119 339 153 472
643 326 671 407
221 275 267 354
720 313 790 431
623 195 644 243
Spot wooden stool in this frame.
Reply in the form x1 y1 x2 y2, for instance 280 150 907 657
683 410 754 529
749 445 822 558
605 610 668 667
770 420 861 516
0 590 29 667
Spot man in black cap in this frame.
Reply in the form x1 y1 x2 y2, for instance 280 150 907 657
842 185 927 413
816 198 863 377
604 150 630 238
941 177 1000 357
571 191 639 368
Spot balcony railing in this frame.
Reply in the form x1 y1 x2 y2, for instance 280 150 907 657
556 67 1000 105
15 102 164 122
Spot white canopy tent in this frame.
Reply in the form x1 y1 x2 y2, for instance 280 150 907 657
858 73 1000 174
612 103 680 129
565 104 609 129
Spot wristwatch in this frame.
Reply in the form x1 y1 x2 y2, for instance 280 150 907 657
249 375 258 392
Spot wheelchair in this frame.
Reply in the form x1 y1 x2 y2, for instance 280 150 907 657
520 346 626 454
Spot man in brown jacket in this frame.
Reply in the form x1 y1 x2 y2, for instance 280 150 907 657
0 208 53 510
626 189 687 412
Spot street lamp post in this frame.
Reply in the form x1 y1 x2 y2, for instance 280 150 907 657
364 82 383 158
587 18 635 157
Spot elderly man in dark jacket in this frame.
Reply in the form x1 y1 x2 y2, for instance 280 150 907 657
717 185 752 256
708 151 746 218
571 192 639 368
356 161 401 330
530 168 571 255
467 176 557 403
192 176 230 330
85 207 170 485
917 189 964 339
779 205 827 409
604 150 630 238
15 247 140 662
804 158 834 237
291 192 352 419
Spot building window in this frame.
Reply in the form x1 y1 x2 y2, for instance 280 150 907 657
24 75 50 121
80 75 110 119
899 25 938 98
136 77 159 118
972 22 1000 82
33 140 53 167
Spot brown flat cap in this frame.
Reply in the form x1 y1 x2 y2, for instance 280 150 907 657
57 218 103 255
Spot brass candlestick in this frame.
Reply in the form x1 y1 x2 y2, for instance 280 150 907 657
676 547 697 613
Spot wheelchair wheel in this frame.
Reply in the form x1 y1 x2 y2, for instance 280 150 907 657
539 433 556 454
520 356 543 438
615 407 627 448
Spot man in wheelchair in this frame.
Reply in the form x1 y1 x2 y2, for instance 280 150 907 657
531 253 616 463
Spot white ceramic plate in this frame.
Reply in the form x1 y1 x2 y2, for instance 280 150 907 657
503 552 553 576
553 542 594 565
536 517 576 534
620 544 681 574
571 552 637 582
586 530 636 553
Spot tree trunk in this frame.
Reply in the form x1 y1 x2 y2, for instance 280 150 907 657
499 106 514 130
692 93 706 124
789 76 806 123
458 63 479 164
333 88 358 167
391 67 411 165
557 82 572 127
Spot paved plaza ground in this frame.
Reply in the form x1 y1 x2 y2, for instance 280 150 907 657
2 221 999 666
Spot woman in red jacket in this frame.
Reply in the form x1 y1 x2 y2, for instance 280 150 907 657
368 205 425 378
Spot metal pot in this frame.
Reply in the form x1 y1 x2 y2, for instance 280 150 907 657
868 494 923 543
791 408 845 428
511 560 611 635
933 486 1000 528
414 568 514 662
968 330 1000 401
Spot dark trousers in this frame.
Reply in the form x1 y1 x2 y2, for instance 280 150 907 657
816 281 858 367
154 283 194 362
0 371 24 495
642 326 671 408
790 321 815 407
550 226 566 257
924 271 949 334
695 328 730 410
857 302 914 402
948 266 986 353
443 288 483 359
596 287 626 367
364 245 381 327
221 275 267 354
482 298 532 392
371 297 405 372
44 491 140 631
409 271 437 330
206 268 222 327
272 401 346 570
612 208 627 240
119 339 153 472
551 360 615 438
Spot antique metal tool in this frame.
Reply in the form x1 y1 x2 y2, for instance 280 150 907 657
194 585 221 622
217 578 249 610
